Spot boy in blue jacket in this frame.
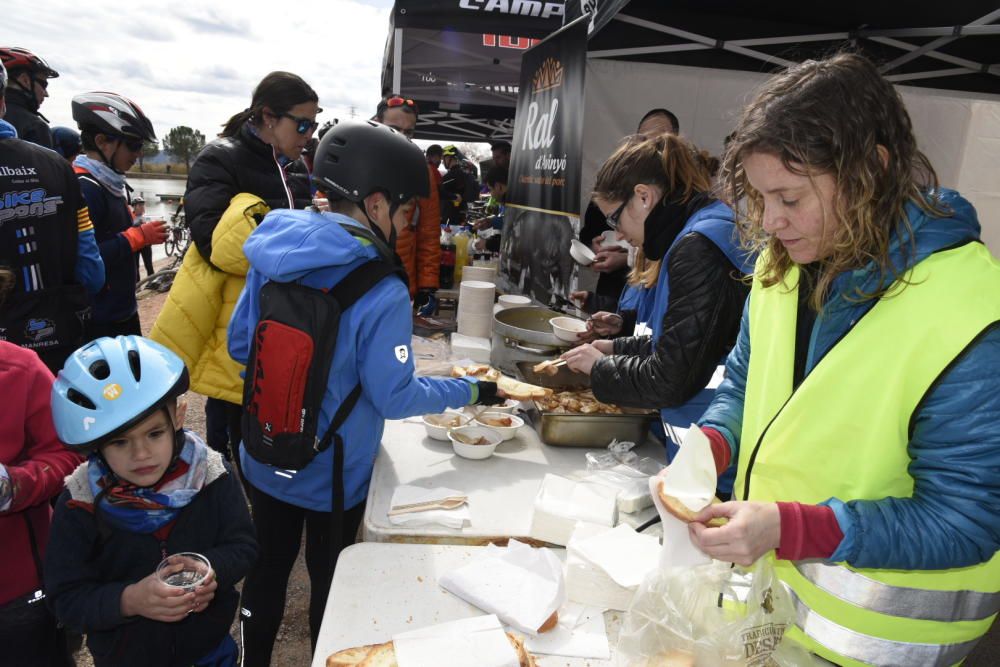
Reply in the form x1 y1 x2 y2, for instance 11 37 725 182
45 336 257 667
228 120 503 667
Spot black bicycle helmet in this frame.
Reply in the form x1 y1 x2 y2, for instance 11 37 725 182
51 126 82 158
71 91 156 143
312 120 428 205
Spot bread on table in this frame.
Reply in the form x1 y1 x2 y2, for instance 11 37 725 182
327 631 537 667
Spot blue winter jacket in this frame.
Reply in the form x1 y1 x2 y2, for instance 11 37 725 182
229 210 477 512
699 189 1000 570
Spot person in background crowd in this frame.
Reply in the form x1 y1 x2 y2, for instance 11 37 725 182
473 165 508 254
0 267 81 667
685 52 1000 666
51 126 82 162
72 92 165 339
130 197 155 278
46 336 257 667
374 95 441 315
574 108 681 314
490 139 512 169
426 143 443 173
0 62 104 373
440 145 468 226
0 47 58 149
560 134 752 485
229 120 505 667
150 71 317 465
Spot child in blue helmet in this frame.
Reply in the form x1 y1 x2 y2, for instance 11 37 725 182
44 336 257 667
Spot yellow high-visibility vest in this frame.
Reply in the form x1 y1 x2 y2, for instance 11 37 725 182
736 241 1000 667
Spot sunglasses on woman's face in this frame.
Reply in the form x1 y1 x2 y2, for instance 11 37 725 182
280 113 319 135
108 135 144 152
605 199 628 230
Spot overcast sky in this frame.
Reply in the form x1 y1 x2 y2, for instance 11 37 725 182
5 0 395 143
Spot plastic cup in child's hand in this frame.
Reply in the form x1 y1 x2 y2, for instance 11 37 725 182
155 552 211 592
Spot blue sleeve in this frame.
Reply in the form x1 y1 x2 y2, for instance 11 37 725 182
828 326 1000 569
355 281 474 419
698 296 750 461
227 269 261 366
74 229 105 295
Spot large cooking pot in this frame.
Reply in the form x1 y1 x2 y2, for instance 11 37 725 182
491 306 568 376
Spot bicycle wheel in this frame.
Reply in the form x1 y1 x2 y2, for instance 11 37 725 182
164 235 177 257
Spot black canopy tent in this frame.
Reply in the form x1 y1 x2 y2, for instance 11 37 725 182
564 0 1000 96
381 1 565 141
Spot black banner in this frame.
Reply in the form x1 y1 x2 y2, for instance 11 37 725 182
501 16 587 305
393 0 565 37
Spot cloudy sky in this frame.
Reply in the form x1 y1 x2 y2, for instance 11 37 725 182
5 0 395 142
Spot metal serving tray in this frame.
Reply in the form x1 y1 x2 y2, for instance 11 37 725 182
515 361 655 447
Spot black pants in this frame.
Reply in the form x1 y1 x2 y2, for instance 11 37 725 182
87 312 142 340
239 484 364 667
135 246 154 277
0 592 74 667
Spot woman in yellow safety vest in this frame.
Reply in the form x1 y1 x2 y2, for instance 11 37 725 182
686 52 1000 666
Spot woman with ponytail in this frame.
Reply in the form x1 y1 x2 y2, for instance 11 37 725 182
150 72 318 463
560 134 752 490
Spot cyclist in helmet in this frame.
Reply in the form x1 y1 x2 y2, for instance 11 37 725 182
0 61 105 373
44 336 257 667
0 46 58 148
51 126 82 162
72 92 167 337
439 144 468 225
228 120 506 667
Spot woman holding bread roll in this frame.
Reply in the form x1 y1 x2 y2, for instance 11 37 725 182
688 52 1000 667
560 133 752 483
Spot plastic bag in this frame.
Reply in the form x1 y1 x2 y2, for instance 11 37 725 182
586 439 665 478
616 558 806 666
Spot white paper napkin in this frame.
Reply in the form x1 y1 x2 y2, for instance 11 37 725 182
438 540 565 636
393 614 519 667
570 523 660 589
525 602 610 659
651 424 716 568
389 485 470 529
528 474 619 546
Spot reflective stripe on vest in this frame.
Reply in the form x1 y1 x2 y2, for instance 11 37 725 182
736 241 1000 666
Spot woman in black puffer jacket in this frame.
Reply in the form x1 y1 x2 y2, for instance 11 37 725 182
151 71 319 464
560 134 752 493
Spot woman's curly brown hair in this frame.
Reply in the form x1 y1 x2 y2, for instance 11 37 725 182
718 52 946 310
594 133 713 207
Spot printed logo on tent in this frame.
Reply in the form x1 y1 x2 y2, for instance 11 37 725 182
532 57 563 94
394 345 409 364
23 318 54 342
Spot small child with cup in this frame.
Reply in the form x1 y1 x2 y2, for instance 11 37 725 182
44 336 257 667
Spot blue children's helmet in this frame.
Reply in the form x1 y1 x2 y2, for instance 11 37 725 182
51 336 189 451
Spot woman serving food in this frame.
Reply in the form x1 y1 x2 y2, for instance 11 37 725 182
686 52 1000 666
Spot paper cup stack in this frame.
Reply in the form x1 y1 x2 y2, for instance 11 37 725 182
457 280 496 338
462 265 497 283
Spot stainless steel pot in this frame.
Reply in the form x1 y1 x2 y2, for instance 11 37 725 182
491 306 568 376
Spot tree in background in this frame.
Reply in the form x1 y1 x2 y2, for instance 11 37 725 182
138 141 159 172
162 126 206 171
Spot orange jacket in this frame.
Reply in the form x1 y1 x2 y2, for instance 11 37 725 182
397 163 441 296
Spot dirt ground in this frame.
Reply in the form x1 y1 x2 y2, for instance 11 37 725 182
72 272 314 667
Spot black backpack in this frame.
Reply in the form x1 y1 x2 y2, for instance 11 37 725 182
241 224 407 472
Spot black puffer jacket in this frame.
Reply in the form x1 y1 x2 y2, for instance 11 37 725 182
184 123 310 264
590 232 748 408
4 87 53 149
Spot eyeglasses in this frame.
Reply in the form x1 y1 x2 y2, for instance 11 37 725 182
605 199 629 230
108 135 144 152
280 113 319 135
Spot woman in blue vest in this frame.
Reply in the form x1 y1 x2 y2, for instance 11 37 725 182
561 134 753 490
686 53 1000 666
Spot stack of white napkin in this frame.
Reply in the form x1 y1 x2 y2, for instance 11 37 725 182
528 474 619 546
388 485 470 529
565 523 661 611
393 615 519 667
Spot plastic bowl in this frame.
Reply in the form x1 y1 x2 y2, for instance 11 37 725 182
550 316 588 342
422 413 465 441
463 399 520 415
569 239 596 266
473 412 524 441
448 426 503 460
